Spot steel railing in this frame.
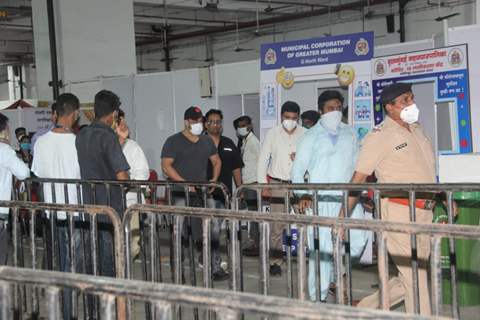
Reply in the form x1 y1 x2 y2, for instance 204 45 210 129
0 200 124 319
124 199 480 318
0 266 449 320
233 182 480 318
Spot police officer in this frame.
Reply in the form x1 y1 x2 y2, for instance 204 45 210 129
344 83 435 315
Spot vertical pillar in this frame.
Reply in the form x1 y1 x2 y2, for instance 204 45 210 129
32 0 137 102
31 0 53 101
477 0 480 24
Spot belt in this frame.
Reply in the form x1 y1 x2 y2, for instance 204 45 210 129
389 198 436 210
267 176 291 183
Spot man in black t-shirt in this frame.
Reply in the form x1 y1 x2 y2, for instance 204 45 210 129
76 90 130 278
161 106 221 267
161 106 220 184
205 109 243 281
205 109 243 203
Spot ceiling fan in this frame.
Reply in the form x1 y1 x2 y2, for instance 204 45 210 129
233 13 254 52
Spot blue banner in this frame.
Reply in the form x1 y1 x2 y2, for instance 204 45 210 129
260 32 374 70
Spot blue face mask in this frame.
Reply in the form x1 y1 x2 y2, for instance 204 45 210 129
20 143 31 151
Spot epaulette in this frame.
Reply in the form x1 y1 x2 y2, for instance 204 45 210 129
371 123 384 133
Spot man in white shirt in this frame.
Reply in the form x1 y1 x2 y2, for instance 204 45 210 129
31 93 83 320
257 101 305 275
234 115 261 256
0 113 30 265
116 110 149 258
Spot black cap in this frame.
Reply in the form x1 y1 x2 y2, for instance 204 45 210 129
301 110 320 122
380 82 412 105
184 106 203 120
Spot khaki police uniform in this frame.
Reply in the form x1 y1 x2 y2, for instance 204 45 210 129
355 116 435 315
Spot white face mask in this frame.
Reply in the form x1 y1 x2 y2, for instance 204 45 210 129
282 119 297 131
190 122 203 136
320 110 342 134
400 103 419 124
237 127 249 137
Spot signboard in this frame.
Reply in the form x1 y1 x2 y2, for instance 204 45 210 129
259 32 374 138
261 32 373 70
372 45 471 153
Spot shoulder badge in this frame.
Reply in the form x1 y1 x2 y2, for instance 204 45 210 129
371 123 384 133
395 142 408 151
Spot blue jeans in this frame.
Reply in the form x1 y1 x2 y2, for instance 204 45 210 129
208 199 225 273
57 220 115 319
56 220 89 320
97 222 115 277
0 220 8 265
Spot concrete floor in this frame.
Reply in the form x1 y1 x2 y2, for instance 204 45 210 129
5 230 480 319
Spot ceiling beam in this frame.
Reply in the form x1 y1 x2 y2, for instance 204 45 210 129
137 0 390 46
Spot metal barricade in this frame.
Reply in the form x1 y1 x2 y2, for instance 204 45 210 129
0 266 446 320
14 178 230 320
120 180 229 320
0 200 125 319
233 183 480 318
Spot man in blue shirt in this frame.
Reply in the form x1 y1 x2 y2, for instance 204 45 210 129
292 90 368 302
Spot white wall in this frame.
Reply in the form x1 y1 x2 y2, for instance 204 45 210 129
0 84 9 101
55 0 137 83
31 0 53 101
0 67 9 101
32 0 137 101
215 60 260 96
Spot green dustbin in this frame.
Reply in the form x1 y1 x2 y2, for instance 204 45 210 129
433 192 480 306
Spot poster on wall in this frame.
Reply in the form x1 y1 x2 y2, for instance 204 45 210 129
259 32 374 139
354 99 372 122
23 108 53 133
260 83 277 121
372 45 472 153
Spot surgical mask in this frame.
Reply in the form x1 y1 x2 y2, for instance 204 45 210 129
400 103 419 124
190 122 203 136
282 119 297 131
237 127 249 137
320 110 342 134
20 143 31 151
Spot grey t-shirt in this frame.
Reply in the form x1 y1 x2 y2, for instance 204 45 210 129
161 132 217 182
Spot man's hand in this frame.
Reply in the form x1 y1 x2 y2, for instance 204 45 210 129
298 196 312 213
360 196 374 213
261 188 272 198
116 119 129 140
208 179 217 194
444 200 459 218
